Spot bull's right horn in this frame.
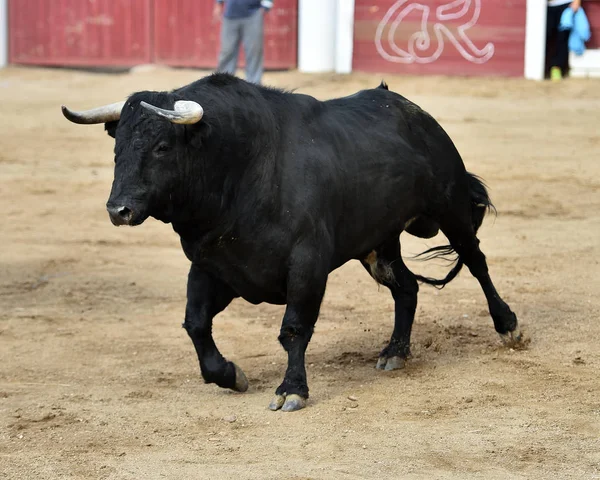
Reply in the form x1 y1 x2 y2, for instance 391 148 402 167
61 101 126 124
140 100 204 125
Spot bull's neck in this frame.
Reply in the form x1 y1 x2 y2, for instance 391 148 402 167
172 145 278 241
171 95 280 237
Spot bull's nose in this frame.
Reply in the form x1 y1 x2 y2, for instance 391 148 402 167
107 205 134 226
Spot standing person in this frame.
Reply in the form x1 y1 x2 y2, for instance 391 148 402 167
547 0 581 81
213 0 273 84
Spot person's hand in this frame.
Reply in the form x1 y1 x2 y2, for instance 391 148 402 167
212 3 223 23
570 0 581 11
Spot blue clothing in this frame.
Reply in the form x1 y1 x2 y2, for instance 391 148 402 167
217 0 273 19
559 7 591 56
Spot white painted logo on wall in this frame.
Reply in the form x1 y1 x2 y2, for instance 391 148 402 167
375 0 494 64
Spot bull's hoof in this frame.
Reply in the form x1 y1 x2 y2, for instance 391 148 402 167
499 328 522 345
268 393 307 412
282 394 307 412
499 327 528 349
232 363 249 392
268 394 285 411
376 355 406 371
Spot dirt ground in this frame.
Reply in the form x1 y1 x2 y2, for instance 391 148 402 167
1 65 599 480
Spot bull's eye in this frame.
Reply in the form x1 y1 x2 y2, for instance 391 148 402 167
154 142 172 155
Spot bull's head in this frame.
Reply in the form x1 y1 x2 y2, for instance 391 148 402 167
62 96 204 226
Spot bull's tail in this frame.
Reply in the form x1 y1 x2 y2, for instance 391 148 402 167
411 172 495 289
467 172 496 235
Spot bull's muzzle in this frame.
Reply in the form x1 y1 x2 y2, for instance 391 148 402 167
107 205 134 226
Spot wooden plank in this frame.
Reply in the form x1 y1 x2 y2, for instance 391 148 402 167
9 0 152 66
583 1 600 49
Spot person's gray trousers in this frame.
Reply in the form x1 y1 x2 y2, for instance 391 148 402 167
217 9 264 84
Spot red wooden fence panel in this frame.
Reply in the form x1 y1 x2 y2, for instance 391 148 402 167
584 1 600 49
153 0 298 69
353 0 526 77
9 0 152 66
153 0 216 68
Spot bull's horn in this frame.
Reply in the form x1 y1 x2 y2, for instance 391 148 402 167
140 100 203 125
61 101 126 124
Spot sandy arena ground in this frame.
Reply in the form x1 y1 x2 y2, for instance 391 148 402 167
1 66 599 479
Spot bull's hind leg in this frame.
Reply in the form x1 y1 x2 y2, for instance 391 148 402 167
362 238 418 370
183 264 249 392
440 219 521 344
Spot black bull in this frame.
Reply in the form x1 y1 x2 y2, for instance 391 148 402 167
62 73 521 411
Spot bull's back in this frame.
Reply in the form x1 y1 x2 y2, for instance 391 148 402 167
286 90 441 259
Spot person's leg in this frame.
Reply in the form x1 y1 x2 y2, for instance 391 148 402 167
548 4 571 78
241 9 265 84
555 4 572 73
547 6 559 42
217 17 242 75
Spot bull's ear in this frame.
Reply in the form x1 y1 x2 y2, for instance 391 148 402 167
104 120 119 138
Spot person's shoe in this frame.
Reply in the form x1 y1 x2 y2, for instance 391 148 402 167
550 66 562 81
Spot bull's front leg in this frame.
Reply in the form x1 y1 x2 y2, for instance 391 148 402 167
183 264 248 392
269 253 327 412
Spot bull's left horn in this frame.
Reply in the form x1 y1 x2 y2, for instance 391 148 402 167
140 100 203 125
61 101 126 124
